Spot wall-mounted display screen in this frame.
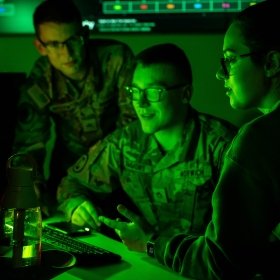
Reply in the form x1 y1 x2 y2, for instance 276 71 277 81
0 0 266 35
83 0 266 33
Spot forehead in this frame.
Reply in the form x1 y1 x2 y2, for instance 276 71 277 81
133 63 180 85
223 22 250 54
38 22 80 41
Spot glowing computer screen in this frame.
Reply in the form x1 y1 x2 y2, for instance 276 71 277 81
0 0 266 34
83 0 266 33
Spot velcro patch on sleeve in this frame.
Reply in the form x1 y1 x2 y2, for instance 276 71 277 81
27 84 50 109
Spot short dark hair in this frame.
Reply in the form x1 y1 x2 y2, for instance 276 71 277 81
33 0 82 36
135 43 193 85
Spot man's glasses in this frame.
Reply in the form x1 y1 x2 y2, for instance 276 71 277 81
38 34 84 53
125 84 186 102
220 52 259 78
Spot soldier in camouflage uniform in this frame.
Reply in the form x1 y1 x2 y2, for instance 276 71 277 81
57 43 236 249
12 0 136 215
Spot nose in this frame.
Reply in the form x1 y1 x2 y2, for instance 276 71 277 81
60 42 73 56
136 92 150 107
216 66 226 81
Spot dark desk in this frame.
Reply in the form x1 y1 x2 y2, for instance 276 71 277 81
43 215 188 280
51 230 188 280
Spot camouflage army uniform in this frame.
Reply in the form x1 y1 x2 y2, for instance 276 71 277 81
57 107 236 236
12 39 136 202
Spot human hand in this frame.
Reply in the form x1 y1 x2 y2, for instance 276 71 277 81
99 204 152 252
71 200 101 230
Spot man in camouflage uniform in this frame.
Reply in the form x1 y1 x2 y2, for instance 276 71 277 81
12 0 136 215
57 43 236 249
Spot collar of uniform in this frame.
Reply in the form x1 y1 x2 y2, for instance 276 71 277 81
152 107 196 172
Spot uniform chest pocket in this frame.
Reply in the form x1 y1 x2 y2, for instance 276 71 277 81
121 170 151 200
167 162 215 233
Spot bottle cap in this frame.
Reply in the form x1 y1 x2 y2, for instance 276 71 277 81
1 153 39 209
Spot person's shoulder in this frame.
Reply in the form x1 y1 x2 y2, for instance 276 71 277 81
104 120 144 145
25 56 52 83
227 112 277 164
238 107 280 145
21 56 52 92
31 56 51 73
194 109 237 138
111 120 142 137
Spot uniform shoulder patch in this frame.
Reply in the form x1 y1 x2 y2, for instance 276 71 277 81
72 154 88 173
27 84 50 109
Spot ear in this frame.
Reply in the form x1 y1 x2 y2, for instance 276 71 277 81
33 38 48 56
264 51 280 78
182 84 193 104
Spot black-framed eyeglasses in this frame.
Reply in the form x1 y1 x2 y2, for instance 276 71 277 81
220 52 259 78
125 84 187 102
38 34 84 53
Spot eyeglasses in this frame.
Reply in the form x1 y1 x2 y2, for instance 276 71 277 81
220 52 259 78
125 84 186 102
38 34 84 53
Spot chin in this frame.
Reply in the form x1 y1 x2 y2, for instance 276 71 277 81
229 97 241 109
140 124 156 134
229 103 240 110
230 100 251 111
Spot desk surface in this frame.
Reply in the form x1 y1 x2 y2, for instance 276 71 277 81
51 231 187 280
43 216 188 280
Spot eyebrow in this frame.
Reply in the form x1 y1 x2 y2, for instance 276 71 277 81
43 34 78 44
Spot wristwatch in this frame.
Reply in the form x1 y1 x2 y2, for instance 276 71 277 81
146 234 159 258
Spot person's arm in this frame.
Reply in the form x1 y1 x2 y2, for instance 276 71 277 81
57 131 123 226
153 125 277 279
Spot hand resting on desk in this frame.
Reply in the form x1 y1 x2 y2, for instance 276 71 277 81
99 204 153 252
71 200 102 230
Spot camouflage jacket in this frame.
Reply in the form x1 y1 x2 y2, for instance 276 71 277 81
12 39 136 182
58 107 236 236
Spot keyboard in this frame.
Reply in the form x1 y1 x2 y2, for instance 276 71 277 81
42 225 122 266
